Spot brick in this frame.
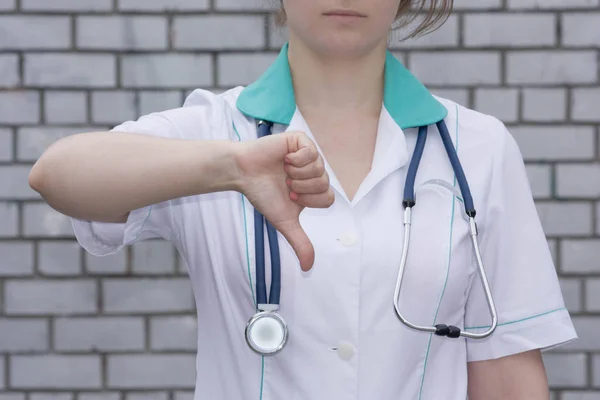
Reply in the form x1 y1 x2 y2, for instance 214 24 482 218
597 202 600 236
0 318 48 352
5 280 97 315
118 0 209 11
431 89 469 107
0 202 19 237
0 16 70 50
126 393 168 400
557 164 600 198
218 53 279 87
561 240 600 274
508 0 599 8
107 354 195 388
548 239 558 266
30 394 72 400
44 91 88 124
594 356 600 388
572 88 600 122
389 15 459 49
177 251 189 275
38 241 82 276
464 14 556 47
543 353 587 388
0 128 13 161
585 279 600 312
121 54 212 88
77 16 167 50
85 250 128 275
215 0 277 10
560 278 582 313
507 51 597 84
536 202 592 236
54 317 145 352
173 16 265 50
78 394 120 400
525 164 552 199
562 392 600 400
0 0 15 10
522 88 567 122
268 15 288 49
139 91 182 116
102 279 194 314
17 127 99 162
510 126 595 161
563 13 600 46
150 316 197 350
131 240 176 275
0 91 40 124
23 202 75 237
22 0 112 11
0 394 25 400
453 0 502 8
25 54 116 88
410 52 501 85
0 242 34 277
474 88 519 123
10 355 101 389
92 91 136 124
0 54 19 87
0 166 38 200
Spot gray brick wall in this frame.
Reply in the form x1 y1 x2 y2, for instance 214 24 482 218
0 0 598 398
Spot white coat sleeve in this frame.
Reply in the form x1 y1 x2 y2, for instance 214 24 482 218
464 125 577 362
70 107 204 257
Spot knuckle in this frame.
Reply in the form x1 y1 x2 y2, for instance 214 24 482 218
327 190 335 205
319 178 329 191
315 159 325 175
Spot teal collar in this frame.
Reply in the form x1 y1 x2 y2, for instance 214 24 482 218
236 43 447 129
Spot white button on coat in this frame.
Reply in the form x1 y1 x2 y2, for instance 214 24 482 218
339 232 358 247
336 342 355 361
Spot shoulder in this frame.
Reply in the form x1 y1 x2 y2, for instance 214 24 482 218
434 95 522 163
113 87 248 141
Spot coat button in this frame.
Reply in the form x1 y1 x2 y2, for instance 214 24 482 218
337 341 355 361
339 232 358 247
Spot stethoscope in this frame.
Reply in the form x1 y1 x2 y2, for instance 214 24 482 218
244 118 498 356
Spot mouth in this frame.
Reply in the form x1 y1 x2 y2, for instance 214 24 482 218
323 9 367 18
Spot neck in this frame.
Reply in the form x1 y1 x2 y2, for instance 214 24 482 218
287 36 387 121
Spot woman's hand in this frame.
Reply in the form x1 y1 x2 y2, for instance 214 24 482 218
234 131 334 272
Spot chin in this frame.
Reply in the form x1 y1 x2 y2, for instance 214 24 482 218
303 33 385 60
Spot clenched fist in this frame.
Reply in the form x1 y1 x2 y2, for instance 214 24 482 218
234 131 334 271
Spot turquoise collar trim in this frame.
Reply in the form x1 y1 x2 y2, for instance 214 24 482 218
236 43 448 129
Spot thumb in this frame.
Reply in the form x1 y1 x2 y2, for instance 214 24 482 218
276 218 315 272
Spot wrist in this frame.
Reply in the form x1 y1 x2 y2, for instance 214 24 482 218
228 140 246 193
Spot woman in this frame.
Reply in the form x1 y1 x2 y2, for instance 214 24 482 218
30 0 577 399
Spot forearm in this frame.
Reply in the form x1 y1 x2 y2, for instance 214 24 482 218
29 131 241 222
467 350 549 400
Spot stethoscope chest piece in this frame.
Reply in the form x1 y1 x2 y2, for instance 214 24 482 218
245 310 288 356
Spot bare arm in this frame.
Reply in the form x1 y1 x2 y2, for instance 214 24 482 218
29 131 241 223
467 349 549 400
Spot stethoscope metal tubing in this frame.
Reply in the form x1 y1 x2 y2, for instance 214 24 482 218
393 121 498 340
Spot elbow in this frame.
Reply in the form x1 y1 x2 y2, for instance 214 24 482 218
29 160 47 194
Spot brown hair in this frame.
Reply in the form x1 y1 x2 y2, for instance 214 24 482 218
274 0 454 39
